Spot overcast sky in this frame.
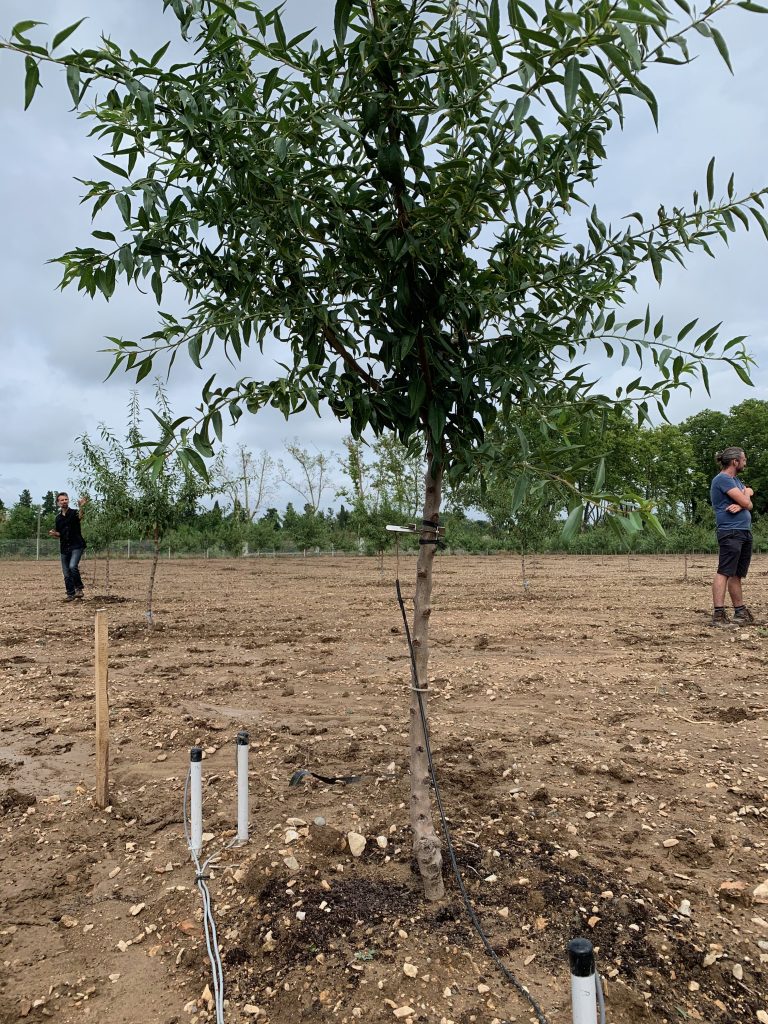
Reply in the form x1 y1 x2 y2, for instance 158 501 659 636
0 1 766 511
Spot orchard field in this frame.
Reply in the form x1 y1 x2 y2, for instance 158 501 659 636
0 554 766 1024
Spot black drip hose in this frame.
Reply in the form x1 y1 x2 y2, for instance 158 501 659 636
395 580 550 1024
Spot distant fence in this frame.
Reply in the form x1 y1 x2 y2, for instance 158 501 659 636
1 539 766 561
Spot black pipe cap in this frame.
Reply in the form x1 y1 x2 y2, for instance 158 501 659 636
568 937 595 977
236 731 249 745
190 746 203 763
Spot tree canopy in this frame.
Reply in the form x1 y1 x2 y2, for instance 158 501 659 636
2 0 764 495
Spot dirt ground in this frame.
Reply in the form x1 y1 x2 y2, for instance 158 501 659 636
1 553 767 1024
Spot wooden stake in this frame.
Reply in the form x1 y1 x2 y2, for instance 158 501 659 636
95 609 110 809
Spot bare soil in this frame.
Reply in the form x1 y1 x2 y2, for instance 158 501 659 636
1 554 767 1024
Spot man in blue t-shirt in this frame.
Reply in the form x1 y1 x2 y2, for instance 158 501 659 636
710 447 754 627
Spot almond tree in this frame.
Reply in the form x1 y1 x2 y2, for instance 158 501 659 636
3 0 767 898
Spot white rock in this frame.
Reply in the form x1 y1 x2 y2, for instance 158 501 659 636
109 973 120 982
393 1007 415 1019
129 903 145 916
403 962 418 978
286 818 307 827
108 867 121 879
663 838 679 849
678 899 692 918
284 829 300 845
376 836 388 849
732 963 744 981
754 880 768 905
347 832 366 858
757 1011 768 1024
283 856 300 872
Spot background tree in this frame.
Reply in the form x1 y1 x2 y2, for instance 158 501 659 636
727 399 768 517
4 0 767 898
679 409 730 521
278 441 333 515
4 492 37 539
217 443 275 522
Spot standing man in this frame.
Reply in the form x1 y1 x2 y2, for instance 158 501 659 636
49 492 87 602
710 447 754 627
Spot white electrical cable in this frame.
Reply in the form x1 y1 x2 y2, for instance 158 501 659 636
183 759 236 1024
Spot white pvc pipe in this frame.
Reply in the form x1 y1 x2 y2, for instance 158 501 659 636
569 938 597 1024
236 731 249 844
189 747 203 859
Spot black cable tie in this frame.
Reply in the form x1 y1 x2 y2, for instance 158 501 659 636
422 519 439 529
419 538 446 549
195 873 210 882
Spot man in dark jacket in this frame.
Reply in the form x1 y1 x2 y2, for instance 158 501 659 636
49 492 87 602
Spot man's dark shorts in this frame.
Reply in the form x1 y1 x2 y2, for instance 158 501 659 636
716 529 752 578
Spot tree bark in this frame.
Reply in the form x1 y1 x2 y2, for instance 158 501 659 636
409 449 444 900
147 526 160 625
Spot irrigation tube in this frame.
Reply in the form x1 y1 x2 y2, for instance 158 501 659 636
189 746 203 859
236 730 249 844
568 938 600 1024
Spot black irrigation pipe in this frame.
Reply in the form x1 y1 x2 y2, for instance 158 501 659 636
395 577 550 1024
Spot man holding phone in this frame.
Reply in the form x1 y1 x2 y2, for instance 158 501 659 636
49 492 88 602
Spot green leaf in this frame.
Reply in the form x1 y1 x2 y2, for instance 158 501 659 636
188 334 202 368
677 318 697 341
334 0 353 48
510 473 529 514
12 21 44 40
211 409 223 443
52 18 86 51
183 446 209 480
24 57 41 110
564 56 579 114
562 504 584 542
649 245 662 284
706 156 715 202
115 193 131 225
488 0 503 64
66 64 81 106
95 156 130 179
594 457 605 493
617 24 642 69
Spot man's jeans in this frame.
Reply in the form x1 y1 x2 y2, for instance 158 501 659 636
60 546 85 596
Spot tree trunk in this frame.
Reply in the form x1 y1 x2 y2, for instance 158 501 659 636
105 545 111 597
146 527 160 624
409 450 445 900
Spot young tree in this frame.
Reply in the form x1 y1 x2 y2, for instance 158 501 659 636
72 424 135 594
74 386 205 619
4 0 767 898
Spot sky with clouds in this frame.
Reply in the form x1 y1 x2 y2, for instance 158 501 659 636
0 0 766 511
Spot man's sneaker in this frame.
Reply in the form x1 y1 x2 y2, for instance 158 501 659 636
75 589 84 599
734 606 755 626
64 595 76 602
711 609 737 628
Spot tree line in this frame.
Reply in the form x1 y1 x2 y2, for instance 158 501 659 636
4 396 767 557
